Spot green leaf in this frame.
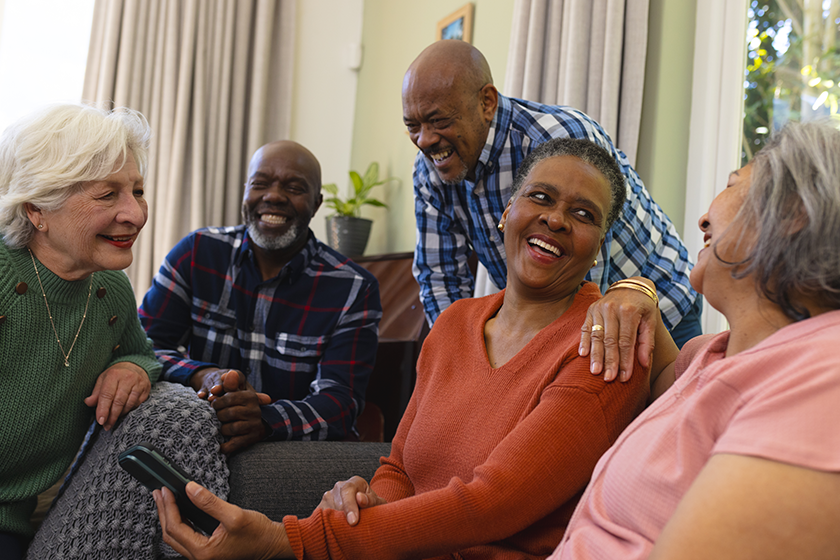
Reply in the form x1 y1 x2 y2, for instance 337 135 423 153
362 162 379 188
338 201 355 215
363 199 388 209
350 171 364 197
321 162 396 217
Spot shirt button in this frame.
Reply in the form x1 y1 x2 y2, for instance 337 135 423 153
15 282 27 295
109 315 118 326
97 287 107 298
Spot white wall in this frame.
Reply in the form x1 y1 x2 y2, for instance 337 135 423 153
289 0 364 244
0 0 94 133
349 0 514 256
635 0 696 237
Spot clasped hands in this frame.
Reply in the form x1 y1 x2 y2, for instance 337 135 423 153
192 368 273 454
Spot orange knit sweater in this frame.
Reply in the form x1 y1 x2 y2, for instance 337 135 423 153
284 283 649 559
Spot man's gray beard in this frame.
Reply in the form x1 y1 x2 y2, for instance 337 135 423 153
246 221 300 251
438 159 469 185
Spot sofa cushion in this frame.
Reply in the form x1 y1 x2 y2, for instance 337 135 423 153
227 441 390 521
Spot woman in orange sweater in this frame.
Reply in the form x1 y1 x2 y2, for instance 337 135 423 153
154 138 662 560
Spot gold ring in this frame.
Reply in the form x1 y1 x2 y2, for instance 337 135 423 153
591 325 604 332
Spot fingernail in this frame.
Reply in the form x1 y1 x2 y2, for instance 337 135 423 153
619 370 628 382
188 482 202 497
99 416 105 425
347 512 357 525
578 345 584 355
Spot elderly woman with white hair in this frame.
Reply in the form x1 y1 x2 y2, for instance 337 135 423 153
0 104 160 559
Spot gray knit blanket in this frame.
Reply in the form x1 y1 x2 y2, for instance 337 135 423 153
26 382 229 559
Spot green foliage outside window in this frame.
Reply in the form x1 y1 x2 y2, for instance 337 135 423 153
743 0 840 165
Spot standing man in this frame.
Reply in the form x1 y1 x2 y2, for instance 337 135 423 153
405 40 701 357
140 141 381 454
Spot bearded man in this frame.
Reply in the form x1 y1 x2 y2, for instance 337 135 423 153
140 141 382 454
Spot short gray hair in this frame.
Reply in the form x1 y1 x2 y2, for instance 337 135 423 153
511 138 626 231
0 104 151 248
726 119 840 321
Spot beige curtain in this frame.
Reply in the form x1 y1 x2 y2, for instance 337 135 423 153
504 0 649 166
83 0 296 300
473 0 649 298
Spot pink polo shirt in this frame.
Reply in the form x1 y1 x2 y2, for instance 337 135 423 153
552 309 840 560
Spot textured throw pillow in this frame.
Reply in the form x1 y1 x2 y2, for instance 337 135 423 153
26 382 228 560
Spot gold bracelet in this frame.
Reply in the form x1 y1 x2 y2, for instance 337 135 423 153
605 279 659 307
614 278 657 294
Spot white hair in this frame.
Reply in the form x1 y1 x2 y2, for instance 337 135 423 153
0 104 151 248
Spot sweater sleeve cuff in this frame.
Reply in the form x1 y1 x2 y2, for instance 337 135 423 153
107 356 163 384
283 515 305 560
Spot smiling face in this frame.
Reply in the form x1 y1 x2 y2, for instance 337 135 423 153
242 142 322 257
402 68 497 185
690 163 753 301
28 152 148 280
499 155 611 298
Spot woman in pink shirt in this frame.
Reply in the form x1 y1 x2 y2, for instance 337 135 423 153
552 120 840 559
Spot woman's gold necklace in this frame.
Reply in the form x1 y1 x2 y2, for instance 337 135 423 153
28 248 93 367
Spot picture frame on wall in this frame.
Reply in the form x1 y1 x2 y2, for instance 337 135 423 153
436 3 474 43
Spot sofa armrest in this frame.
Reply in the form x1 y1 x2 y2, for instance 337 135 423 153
227 441 391 521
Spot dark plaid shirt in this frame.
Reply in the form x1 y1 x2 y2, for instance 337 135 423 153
139 226 381 441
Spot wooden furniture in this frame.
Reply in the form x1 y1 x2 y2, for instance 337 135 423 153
354 252 428 441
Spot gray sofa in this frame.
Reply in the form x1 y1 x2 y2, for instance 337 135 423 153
227 441 391 521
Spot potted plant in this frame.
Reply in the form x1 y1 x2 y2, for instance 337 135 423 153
322 162 396 257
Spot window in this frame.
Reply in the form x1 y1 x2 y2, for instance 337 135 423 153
742 0 840 164
0 0 95 133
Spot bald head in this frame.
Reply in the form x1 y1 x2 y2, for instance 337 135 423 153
402 41 499 184
404 40 493 96
248 140 321 190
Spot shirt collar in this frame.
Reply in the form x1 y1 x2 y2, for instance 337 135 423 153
237 227 317 285
473 93 512 183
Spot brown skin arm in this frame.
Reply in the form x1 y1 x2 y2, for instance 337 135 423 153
155 482 293 560
649 308 679 400
580 277 677 387
650 454 840 560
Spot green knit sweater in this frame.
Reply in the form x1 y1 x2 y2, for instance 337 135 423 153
0 242 161 538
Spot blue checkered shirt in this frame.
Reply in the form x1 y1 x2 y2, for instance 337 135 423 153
139 226 381 441
413 94 698 330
